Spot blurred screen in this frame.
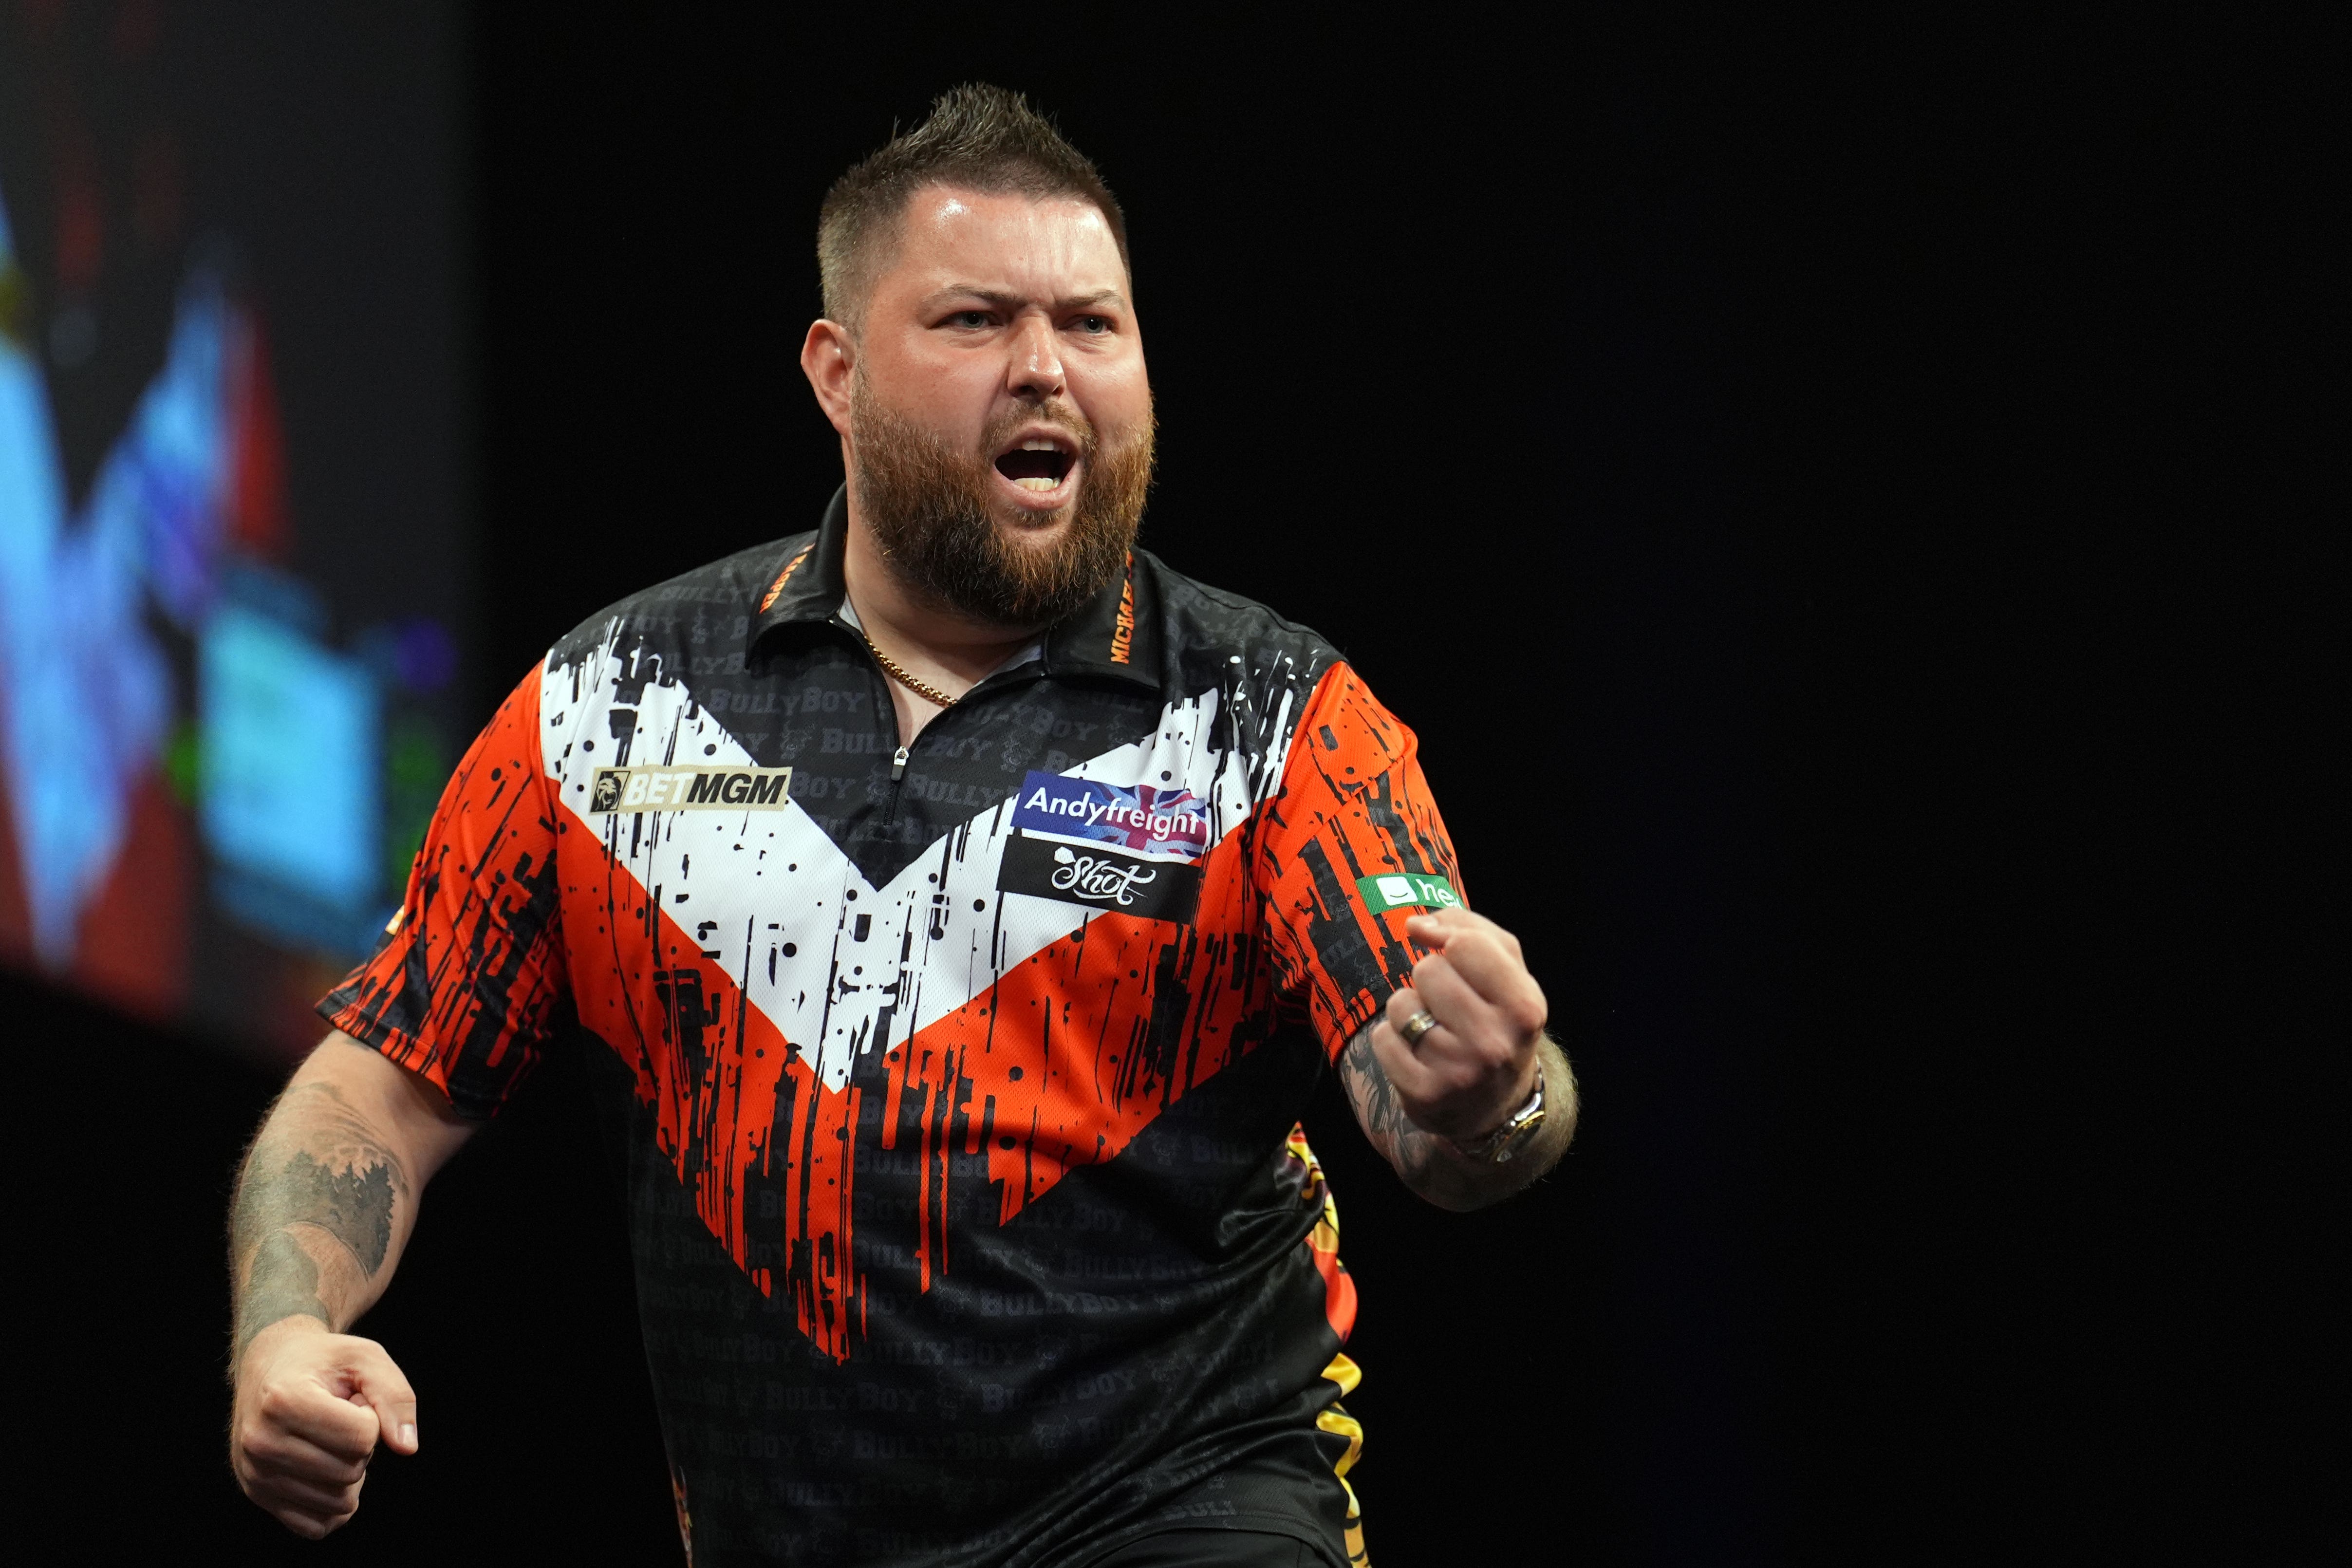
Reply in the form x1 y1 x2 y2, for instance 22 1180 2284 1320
0 1 468 1056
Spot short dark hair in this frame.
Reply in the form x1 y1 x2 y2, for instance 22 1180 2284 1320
817 84 1129 330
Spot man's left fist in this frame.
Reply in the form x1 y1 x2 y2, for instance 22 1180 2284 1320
1371 907 1549 1143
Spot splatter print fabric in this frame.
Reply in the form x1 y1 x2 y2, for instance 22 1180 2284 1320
323 489 1456 1567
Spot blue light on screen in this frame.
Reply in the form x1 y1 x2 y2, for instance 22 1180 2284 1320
0 185 207 965
7 177 402 971
200 604 381 915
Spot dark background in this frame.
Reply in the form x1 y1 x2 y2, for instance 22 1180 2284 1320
5 6 2311 1565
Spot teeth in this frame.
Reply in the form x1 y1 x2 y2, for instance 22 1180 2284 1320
1020 438 1064 452
1014 476 1058 491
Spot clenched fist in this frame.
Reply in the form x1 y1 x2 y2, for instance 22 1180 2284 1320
231 1318 418 1538
1372 907 1550 1143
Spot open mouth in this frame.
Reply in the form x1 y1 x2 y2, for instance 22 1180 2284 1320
992 435 1076 493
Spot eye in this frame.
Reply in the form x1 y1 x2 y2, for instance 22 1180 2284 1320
945 309 991 329
1071 315 1112 335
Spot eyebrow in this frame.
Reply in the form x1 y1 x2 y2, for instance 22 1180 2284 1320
925 286 1128 314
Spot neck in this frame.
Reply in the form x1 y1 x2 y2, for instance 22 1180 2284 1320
840 495 1038 688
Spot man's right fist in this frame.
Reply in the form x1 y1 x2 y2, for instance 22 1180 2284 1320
231 1318 419 1538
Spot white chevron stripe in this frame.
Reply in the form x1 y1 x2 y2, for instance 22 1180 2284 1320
539 626 1301 1095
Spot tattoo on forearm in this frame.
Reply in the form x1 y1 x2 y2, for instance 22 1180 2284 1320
243 1151 397 1272
1339 1023 1573 1210
234 1232 333 1360
1338 1025 1437 1180
229 1083 410 1359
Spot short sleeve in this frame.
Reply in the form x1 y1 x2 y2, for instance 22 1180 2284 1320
318 666 568 1118
1254 663 1465 1060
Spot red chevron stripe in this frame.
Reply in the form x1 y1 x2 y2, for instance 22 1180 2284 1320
558 800 1278 1360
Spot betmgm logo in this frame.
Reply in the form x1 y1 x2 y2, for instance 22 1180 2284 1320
590 765 792 814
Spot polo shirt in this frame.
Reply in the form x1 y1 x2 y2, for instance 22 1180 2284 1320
322 486 1467 1567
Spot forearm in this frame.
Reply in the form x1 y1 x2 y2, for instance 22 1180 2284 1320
1341 1029 1577 1212
228 1036 467 1364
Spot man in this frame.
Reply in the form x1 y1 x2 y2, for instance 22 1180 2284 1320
228 85 1574 1567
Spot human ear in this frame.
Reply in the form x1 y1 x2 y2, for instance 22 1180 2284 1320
800 319 857 438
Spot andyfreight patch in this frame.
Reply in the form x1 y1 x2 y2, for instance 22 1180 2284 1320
590 765 792 813
1011 770 1212 862
998 832 1204 924
1356 871 1461 914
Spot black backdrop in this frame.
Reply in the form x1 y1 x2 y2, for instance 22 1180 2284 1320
4 7 2302 1566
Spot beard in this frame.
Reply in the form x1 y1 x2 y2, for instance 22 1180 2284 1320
849 378 1154 629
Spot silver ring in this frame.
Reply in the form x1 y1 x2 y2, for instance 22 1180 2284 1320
1397 1009 1440 1048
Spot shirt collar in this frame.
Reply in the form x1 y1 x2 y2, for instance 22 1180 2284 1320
748 485 852 641
750 484 1162 694
1043 545 1161 691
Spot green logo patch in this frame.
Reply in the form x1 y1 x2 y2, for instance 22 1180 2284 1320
1356 871 1461 913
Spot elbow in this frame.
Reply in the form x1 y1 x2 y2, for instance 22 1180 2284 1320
1400 1137 1570 1213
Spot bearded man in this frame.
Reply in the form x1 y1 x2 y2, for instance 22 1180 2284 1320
226 85 1574 1567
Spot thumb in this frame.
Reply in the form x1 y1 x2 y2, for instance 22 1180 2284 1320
341 1339 420 1456
1404 908 1466 949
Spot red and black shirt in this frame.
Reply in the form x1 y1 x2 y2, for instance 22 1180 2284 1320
323 489 1464 1567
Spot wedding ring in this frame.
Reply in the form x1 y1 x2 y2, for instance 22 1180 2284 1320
1397 1009 1440 1047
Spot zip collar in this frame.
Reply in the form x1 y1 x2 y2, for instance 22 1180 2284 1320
748 484 1162 694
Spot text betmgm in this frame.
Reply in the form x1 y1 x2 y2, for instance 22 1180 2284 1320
590 765 793 813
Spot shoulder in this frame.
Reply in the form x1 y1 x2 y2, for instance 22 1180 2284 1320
1136 547 1346 690
1132 551 1398 791
544 532 813 670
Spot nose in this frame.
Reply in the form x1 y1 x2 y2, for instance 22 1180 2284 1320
1006 314 1065 403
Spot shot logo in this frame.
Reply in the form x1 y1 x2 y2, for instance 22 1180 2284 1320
591 765 792 813
998 831 1204 924
1010 770 1213 861
1355 871 1461 913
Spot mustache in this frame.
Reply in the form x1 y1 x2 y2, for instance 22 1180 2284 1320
980 400 1099 464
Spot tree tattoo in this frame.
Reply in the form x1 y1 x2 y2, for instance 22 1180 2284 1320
229 1083 409 1361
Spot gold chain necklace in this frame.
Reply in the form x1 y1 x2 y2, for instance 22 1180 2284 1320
856 626 960 709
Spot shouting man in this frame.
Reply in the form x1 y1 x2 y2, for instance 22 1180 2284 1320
228 85 1574 1567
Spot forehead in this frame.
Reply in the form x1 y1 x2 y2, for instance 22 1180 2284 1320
878 185 1128 299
